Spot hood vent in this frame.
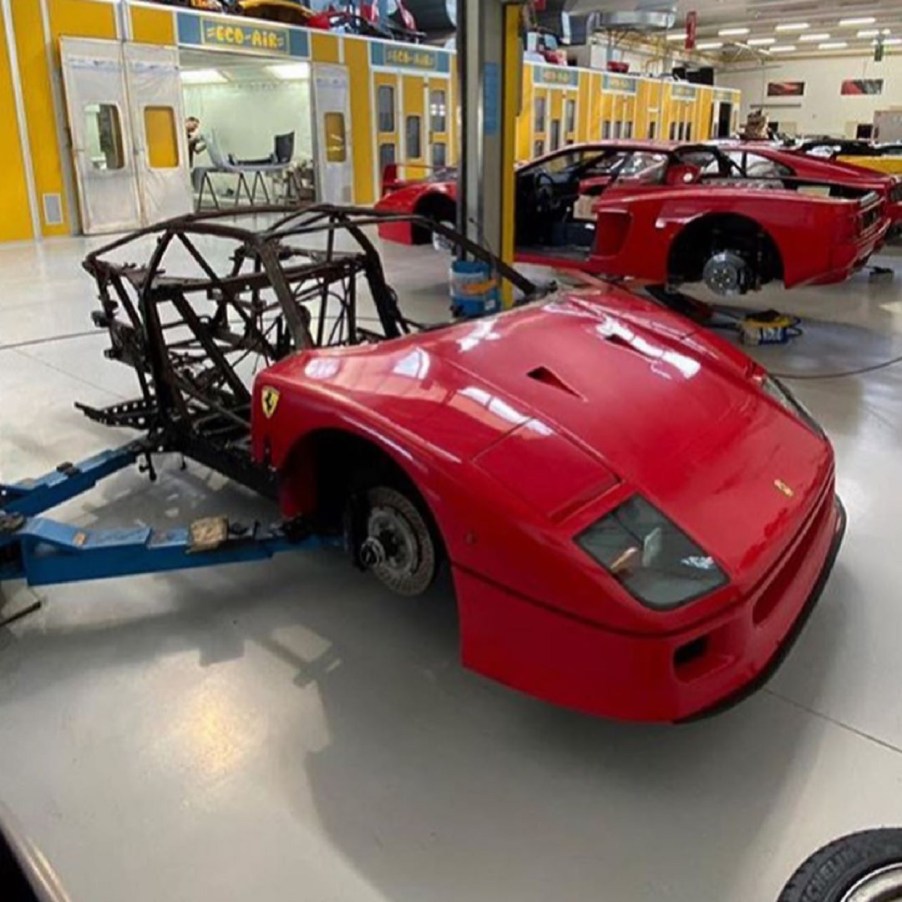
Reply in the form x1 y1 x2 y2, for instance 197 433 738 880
527 366 583 399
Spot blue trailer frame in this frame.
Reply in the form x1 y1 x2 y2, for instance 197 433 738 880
0 444 340 590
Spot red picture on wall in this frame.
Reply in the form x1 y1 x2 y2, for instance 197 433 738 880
841 79 884 95
767 81 806 97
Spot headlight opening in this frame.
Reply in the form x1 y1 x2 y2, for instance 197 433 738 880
576 496 728 610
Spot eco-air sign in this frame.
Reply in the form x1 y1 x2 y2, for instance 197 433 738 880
602 74 638 95
534 66 579 88
176 13 310 58
369 42 451 73
671 83 698 100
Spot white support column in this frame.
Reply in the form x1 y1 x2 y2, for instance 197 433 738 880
457 0 524 265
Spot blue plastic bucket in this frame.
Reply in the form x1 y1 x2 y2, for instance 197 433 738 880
450 260 500 318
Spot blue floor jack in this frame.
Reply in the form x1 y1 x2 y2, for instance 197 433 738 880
0 441 340 616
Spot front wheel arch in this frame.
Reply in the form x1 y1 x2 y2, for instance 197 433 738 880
278 428 448 590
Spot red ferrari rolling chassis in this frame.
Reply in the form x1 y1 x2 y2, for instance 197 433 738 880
0 206 846 723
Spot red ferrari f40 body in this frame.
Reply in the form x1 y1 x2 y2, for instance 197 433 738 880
251 264 845 721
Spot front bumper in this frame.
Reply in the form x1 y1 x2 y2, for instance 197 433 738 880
456 493 846 723
682 495 846 721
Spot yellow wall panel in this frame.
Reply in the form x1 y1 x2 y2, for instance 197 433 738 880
0 7 34 240
576 71 591 143
48 0 116 41
144 105 178 168
696 85 713 140
588 73 603 142
130 4 175 46
11 0 68 236
344 37 374 204
12 0 118 237
448 55 457 165
311 31 339 63
515 70 534 160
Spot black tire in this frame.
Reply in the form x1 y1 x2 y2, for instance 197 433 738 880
778 829 902 902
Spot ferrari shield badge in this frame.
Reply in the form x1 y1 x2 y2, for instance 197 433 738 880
261 387 281 419
774 479 794 499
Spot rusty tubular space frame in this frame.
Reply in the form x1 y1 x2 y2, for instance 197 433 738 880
79 204 540 496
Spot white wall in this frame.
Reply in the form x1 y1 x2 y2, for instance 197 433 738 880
183 80 313 164
716 53 902 137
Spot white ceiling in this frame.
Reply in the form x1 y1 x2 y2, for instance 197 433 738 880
566 0 902 54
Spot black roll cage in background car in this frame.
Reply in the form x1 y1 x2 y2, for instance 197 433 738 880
517 142 877 204
80 205 542 496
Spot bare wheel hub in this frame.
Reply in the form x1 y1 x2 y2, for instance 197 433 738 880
361 487 437 597
367 507 418 579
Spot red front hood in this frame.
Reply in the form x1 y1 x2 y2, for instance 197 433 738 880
412 292 833 580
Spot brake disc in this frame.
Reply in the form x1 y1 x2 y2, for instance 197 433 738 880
364 487 436 597
703 250 751 296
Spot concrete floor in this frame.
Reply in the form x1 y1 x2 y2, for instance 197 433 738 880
2 232 902 902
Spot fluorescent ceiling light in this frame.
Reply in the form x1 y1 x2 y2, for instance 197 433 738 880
858 29 879 37
839 16 875 26
665 33 685 41
776 22 809 31
818 41 847 49
880 37 902 45
747 37 776 45
265 63 310 80
179 69 227 85
718 27 749 36
769 45 797 53
696 41 723 49
799 32 830 41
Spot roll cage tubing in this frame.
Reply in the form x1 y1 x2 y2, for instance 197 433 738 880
83 204 543 352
